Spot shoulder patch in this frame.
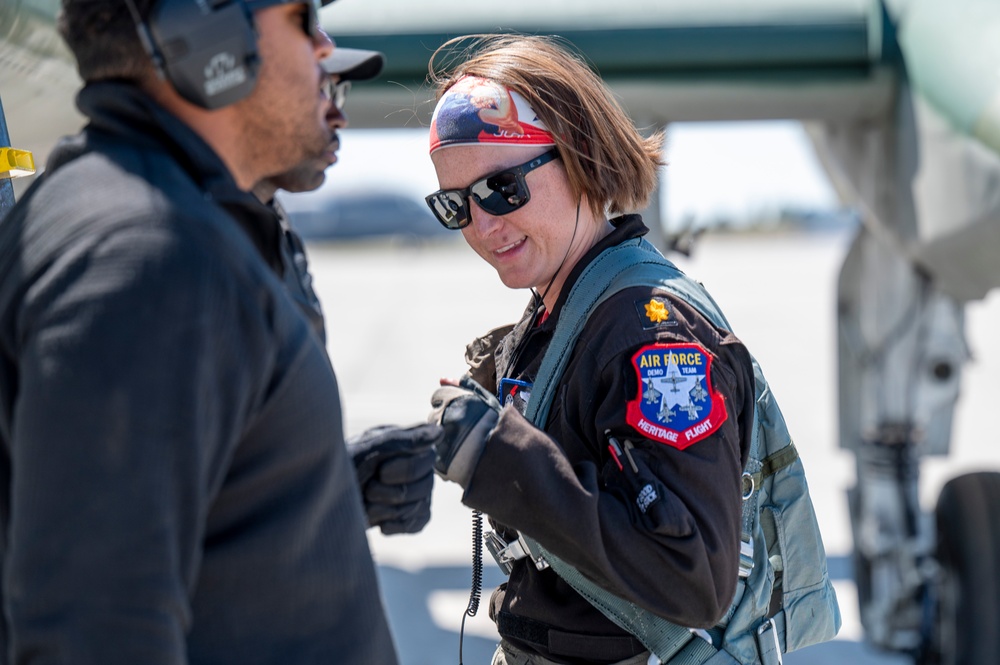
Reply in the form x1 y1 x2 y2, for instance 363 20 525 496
634 297 679 329
625 343 728 449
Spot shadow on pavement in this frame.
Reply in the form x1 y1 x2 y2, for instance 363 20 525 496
378 555 912 665
378 563 506 665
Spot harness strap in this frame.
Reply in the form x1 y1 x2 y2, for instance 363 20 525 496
754 614 785 665
752 444 799 489
518 238 760 663
655 613 786 665
662 634 717 665
526 238 658 428
516 237 799 665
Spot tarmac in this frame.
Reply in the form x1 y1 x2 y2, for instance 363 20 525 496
309 226 1000 665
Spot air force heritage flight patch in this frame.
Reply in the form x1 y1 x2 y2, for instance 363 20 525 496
626 343 728 449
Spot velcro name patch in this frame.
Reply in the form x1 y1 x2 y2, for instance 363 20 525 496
498 378 532 415
625 343 728 449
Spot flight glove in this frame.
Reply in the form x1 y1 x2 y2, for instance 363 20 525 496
348 423 440 535
428 376 501 488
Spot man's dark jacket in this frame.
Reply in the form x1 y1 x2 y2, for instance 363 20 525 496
0 81 397 664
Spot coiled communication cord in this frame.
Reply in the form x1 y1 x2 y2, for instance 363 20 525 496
459 509 484 665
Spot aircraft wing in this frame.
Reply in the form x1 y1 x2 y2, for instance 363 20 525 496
326 0 896 128
3 0 1000 198
895 0 1000 155
0 0 897 166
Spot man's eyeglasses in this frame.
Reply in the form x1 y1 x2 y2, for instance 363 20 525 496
425 149 560 230
322 78 351 111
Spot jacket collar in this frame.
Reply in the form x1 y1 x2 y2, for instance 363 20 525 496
63 81 283 271
71 81 245 203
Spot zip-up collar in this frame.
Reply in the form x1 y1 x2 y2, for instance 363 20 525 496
60 81 283 272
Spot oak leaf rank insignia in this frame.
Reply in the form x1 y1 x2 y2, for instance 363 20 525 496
646 299 669 323
634 296 678 329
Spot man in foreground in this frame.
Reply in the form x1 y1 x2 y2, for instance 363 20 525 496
0 1 401 661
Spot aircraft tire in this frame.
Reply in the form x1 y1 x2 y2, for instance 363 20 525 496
933 471 1000 665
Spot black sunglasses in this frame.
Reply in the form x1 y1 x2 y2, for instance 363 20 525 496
425 148 560 230
289 0 322 39
247 1 321 39
303 0 322 40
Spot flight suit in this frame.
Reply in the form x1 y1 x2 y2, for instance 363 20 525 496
461 215 756 664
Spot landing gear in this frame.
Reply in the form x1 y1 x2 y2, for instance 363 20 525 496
928 472 1000 665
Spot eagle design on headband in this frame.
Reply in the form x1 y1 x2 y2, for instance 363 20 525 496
429 76 556 153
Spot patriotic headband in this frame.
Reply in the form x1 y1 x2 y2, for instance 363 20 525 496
429 76 556 154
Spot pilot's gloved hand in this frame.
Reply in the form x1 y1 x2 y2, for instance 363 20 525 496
348 423 440 535
428 376 501 488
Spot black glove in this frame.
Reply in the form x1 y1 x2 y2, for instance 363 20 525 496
348 423 440 535
428 377 501 488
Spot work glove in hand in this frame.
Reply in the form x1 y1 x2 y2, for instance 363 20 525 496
428 377 501 488
348 423 440 535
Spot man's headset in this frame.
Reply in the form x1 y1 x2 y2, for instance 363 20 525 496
124 0 261 110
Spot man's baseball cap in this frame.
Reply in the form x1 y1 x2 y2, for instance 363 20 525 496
321 48 385 81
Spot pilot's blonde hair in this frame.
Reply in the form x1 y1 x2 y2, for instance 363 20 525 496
429 34 664 219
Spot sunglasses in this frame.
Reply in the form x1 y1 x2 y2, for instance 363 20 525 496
301 0 321 39
425 149 560 230
321 78 351 111
246 1 322 39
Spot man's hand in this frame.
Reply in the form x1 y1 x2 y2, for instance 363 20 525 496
348 424 440 535
428 377 501 488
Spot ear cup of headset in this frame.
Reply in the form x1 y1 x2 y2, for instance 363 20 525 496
145 0 260 109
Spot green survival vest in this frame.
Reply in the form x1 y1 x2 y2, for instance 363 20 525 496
519 237 841 665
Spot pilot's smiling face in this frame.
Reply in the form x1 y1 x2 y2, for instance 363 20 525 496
431 143 580 296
